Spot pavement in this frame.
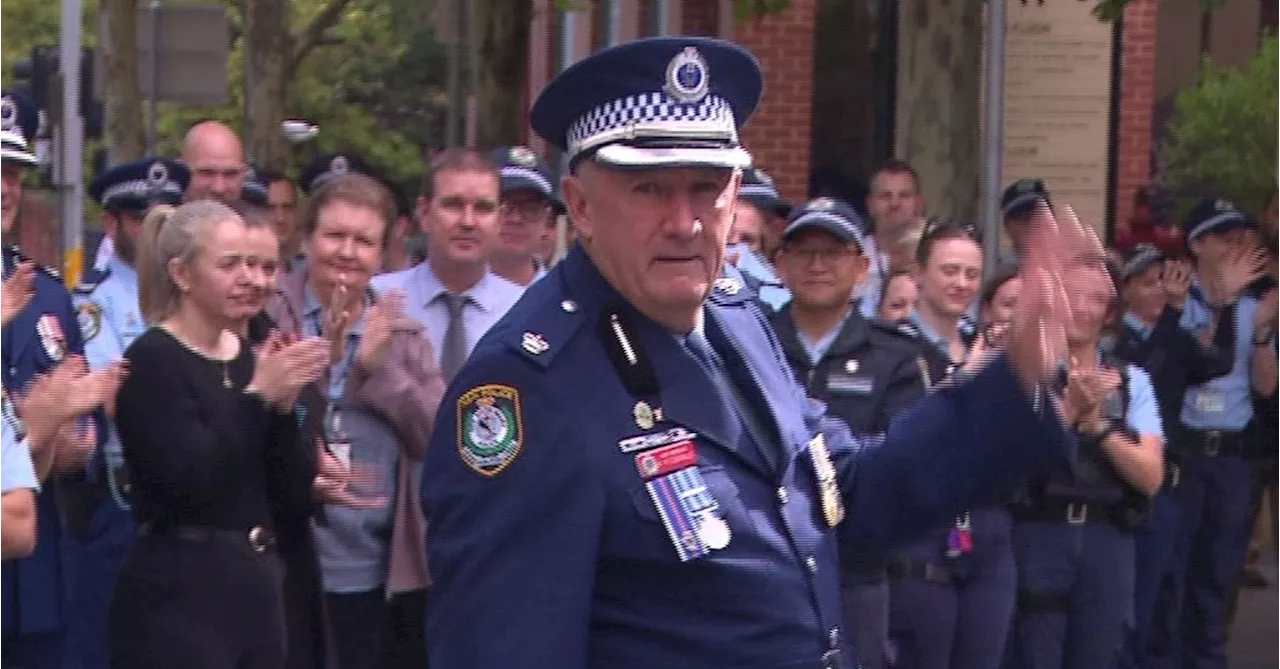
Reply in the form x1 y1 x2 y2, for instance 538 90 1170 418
1227 555 1279 669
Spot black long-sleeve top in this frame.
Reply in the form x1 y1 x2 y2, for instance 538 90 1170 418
115 327 315 530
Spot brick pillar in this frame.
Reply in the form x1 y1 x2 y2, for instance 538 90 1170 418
733 0 817 203
1115 0 1160 230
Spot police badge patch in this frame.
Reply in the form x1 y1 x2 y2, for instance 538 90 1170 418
458 384 524 477
77 302 103 341
36 314 66 361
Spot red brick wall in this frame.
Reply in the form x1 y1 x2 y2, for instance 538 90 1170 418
1115 0 1160 231
733 1 817 203
682 0 719 35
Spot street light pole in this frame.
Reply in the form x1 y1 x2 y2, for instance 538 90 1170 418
58 0 86 284
981 0 1007 279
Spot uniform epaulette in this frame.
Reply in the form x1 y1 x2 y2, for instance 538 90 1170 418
6 245 62 282
500 295 589 370
73 266 110 295
892 320 921 340
706 276 748 306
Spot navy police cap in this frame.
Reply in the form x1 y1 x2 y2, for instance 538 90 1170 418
1 90 39 166
489 145 565 213
89 158 190 211
241 165 270 206
782 197 865 251
1001 179 1050 219
299 153 374 196
1184 197 1254 245
531 36 763 170
739 168 791 218
1121 243 1166 281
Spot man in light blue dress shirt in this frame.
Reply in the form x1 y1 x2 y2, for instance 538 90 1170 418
373 148 525 364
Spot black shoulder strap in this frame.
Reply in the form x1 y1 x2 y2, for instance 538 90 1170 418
597 309 660 398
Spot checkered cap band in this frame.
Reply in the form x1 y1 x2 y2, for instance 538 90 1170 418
501 166 553 195
101 179 183 206
1123 246 1165 279
566 93 737 159
739 183 779 200
1188 211 1247 242
786 211 865 249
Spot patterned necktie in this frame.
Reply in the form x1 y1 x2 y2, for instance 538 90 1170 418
439 293 471 382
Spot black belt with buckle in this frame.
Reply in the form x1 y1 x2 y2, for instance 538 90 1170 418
1012 500 1118 527
137 523 277 554
1180 429 1248 458
886 557 952 585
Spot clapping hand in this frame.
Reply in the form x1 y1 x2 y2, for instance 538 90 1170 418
1061 362 1121 428
1205 243 1267 306
1162 259 1192 310
356 291 405 373
1 262 36 327
325 277 359 365
250 337 329 410
312 439 387 509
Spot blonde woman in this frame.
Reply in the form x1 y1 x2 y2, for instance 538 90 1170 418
109 200 329 669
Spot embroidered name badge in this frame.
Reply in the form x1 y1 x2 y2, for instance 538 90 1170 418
827 373 873 395
457 384 524 477
645 466 732 561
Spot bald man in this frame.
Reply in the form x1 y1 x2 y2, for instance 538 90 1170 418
182 121 246 202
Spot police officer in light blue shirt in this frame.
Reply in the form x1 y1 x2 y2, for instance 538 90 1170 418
1148 198 1270 669
2 393 40 559
420 35 1081 669
730 167 792 311
489 145 563 287
1009 257 1165 669
64 156 188 669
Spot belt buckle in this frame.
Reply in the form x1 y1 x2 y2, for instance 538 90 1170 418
247 526 269 554
1204 432 1221 457
1066 503 1088 525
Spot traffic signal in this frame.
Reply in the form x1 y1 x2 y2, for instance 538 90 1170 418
12 46 104 139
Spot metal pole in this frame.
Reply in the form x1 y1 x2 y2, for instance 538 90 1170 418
147 0 160 154
654 0 670 36
980 0 1006 279
607 0 622 46
59 0 85 284
465 0 478 146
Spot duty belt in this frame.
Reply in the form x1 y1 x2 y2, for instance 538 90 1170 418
1180 429 1249 458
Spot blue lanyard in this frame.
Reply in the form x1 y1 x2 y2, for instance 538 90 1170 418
306 310 360 442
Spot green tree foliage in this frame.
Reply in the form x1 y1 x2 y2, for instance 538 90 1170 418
1157 35 1278 215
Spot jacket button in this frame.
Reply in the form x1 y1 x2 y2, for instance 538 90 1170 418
776 487 788 504
805 556 817 573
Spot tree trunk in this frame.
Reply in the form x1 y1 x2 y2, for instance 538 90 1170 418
100 0 146 162
895 0 983 222
244 0 291 170
475 0 533 149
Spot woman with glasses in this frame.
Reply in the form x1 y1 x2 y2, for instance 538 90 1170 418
887 220 1021 669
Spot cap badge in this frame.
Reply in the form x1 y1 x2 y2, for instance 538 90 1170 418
1214 199 1236 212
665 47 710 104
509 146 537 167
809 197 836 212
147 161 169 187
330 155 350 176
1 97 16 133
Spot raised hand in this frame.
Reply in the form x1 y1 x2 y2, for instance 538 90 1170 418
312 438 388 509
356 291 405 373
1162 259 1192 309
1206 244 1267 305
1006 203 1072 393
1 262 36 327
325 280 358 365
250 337 329 409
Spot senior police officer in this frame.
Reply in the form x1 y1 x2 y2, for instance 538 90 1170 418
63 157 189 669
768 197 922 669
419 36 1096 669
489 145 563 286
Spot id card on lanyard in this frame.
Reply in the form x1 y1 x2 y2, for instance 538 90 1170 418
310 309 359 470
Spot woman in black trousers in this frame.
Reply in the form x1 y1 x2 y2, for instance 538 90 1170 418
108 200 328 669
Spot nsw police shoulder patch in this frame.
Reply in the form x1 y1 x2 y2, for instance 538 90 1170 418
77 302 103 341
457 384 524 477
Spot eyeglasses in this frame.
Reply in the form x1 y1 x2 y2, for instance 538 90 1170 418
501 201 552 219
782 246 860 265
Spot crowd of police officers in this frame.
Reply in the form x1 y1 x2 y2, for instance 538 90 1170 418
1 33 1277 669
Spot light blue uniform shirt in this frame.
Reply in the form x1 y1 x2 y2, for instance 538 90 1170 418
727 243 790 311
1123 312 1154 341
2 405 39 494
1178 281 1258 430
372 260 525 365
72 255 144 507
800 311 853 367
1124 364 1165 441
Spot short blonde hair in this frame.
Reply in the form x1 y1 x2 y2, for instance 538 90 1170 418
136 200 242 324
